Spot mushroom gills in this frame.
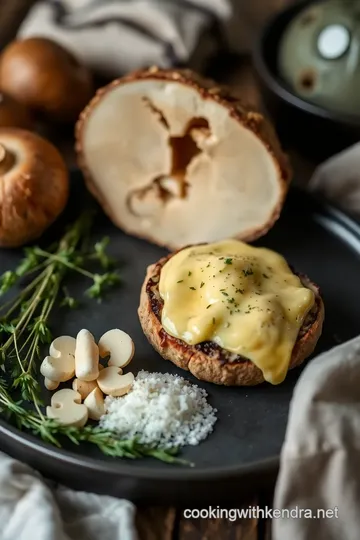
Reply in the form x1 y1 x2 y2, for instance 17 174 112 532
80 77 284 249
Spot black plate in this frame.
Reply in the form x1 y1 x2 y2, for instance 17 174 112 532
252 0 360 162
0 172 360 505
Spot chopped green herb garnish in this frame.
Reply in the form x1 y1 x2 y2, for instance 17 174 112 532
188 271 192 277
235 288 244 294
177 280 183 283
224 258 233 265
262 273 269 279
243 268 254 276
221 291 229 297
206 262 211 268
189 286 196 290
200 282 205 288
206 304 211 309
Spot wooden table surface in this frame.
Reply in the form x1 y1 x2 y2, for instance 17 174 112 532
0 2 319 539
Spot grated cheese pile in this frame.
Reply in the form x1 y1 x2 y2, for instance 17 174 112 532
99 370 217 449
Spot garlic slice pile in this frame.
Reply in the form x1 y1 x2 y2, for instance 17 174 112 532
40 328 135 427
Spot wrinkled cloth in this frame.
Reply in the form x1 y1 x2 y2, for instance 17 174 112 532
272 335 360 540
309 142 360 216
0 451 137 540
17 0 231 77
17 0 298 76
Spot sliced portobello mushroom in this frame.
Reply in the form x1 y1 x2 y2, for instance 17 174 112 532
76 67 291 250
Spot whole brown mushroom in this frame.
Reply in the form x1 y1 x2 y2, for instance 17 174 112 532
0 37 93 123
0 128 69 247
0 93 33 129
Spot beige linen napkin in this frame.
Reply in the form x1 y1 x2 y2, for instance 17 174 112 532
0 451 137 540
309 142 360 215
17 0 231 77
272 335 360 540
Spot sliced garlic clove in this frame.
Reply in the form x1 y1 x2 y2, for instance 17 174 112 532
46 388 88 428
98 329 134 368
97 367 134 397
84 387 105 420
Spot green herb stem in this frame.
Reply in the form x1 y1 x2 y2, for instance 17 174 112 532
33 248 96 280
0 211 186 465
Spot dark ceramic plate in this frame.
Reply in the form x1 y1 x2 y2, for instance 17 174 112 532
253 0 360 161
0 172 360 505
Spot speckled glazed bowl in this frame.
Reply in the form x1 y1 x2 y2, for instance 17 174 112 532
253 0 360 161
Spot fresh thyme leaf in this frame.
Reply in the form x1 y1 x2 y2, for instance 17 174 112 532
12 372 42 403
0 271 18 295
91 237 116 269
60 296 79 309
0 323 16 334
189 286 196 291
86 272 121 300
224 258 232 265
60 287 79 309
15 248 42 277
31 318 52 344
200 282 205 288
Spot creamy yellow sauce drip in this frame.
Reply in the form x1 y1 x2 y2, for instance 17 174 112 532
158 239 315 384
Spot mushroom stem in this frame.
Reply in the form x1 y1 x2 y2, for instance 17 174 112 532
0 143 14 174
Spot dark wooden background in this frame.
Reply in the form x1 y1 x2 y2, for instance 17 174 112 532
0 2 316 538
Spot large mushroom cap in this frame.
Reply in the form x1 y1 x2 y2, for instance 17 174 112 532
76 67 291 250
0 128 69 247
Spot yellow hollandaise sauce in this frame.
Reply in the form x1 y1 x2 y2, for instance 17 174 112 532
158 239 315 385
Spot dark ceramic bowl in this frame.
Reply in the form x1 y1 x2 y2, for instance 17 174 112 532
252 0 360 162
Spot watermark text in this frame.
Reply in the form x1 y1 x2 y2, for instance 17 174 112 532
183 506 339 521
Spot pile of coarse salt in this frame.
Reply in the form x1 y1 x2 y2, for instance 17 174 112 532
99 370 217 449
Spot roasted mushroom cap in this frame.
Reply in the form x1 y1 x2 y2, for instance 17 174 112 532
76 68 291 250
0 128 69 247
0 38 93 124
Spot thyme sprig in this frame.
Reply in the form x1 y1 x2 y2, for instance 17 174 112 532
0 211 120 403
0 211 186 465
0 382 186 464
